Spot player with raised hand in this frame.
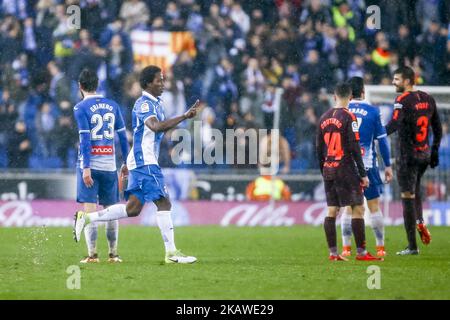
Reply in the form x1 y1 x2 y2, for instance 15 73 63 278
340 77 393 258
316 83 382 262
73 65 199 264
387 66 442 255
73 69 129 263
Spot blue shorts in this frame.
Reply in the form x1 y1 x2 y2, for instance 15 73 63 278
77 168 119 206
364 167 384 200
124 165 169 204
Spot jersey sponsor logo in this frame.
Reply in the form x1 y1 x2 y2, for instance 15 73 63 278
141 102 150 113
394 103 403 109
324 162 340 168
415 145 429 151
91 146 113 155
352 121 359 132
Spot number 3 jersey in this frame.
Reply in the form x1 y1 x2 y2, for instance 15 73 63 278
74 95 127 171
386 91 442 165
316 107 366 180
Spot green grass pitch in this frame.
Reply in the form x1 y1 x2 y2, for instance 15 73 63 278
1 225 449 299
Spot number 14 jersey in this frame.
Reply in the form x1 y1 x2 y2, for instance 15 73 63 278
316 107 366 181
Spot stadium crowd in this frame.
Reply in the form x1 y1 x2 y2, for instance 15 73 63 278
0 0 449 171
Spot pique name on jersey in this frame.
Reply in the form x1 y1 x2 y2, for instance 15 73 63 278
90 103 114 113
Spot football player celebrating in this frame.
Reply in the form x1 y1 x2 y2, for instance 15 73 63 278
73 65 199 264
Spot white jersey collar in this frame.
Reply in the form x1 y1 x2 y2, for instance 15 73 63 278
83 94 103 100
142 90 160 102
350 99 369 104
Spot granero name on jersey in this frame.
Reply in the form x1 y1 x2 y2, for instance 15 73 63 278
349 107 368 116
90 103 114 113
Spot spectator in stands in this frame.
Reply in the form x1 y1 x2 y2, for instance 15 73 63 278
0 91 19 150
301 50 328 93
230 2 250 35
7 120 32 168
106 34 133 101
119 0 150 32
47 61 72 104
35 101 56 158
52 100 77 168
240 57 265 115
295 106 318 170
161 71 187 120
300 0 331 26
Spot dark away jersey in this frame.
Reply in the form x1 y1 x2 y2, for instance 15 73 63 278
316 107 366 180
386 90 442 165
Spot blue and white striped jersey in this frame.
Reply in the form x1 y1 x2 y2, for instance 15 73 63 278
127 91 166 170
349 100 387 169
74 95 126 171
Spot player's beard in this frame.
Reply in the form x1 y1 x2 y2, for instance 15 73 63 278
395 84 405 93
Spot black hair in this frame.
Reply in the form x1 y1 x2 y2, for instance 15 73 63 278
334 82 352 99
394 66 415 85
139 65 162 89
348 76 364 99
78 69 98 92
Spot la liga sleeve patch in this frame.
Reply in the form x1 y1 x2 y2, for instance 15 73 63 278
141 102 150 113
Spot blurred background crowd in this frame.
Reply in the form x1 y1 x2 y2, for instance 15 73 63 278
0 0 449 171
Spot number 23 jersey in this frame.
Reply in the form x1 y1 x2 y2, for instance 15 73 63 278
74 95 126 171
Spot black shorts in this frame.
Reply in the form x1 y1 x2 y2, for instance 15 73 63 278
324 174 364 207
397 162 428 193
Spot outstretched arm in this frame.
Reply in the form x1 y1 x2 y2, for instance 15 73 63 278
145 100 200 133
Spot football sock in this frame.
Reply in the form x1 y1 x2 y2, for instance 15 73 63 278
414 191 424 224
156 211 176 253
402 198 418 250
324 217 338 255
106 220 119 256
370 211 385 247
340 210 352 247
88 204 128 222
351 218 367 255
84 221 97 257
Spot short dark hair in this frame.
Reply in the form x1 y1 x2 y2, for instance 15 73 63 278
348 76 364 99
334 82 352 99
140 65 162 89
394 66 415 85
78 69 98 92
